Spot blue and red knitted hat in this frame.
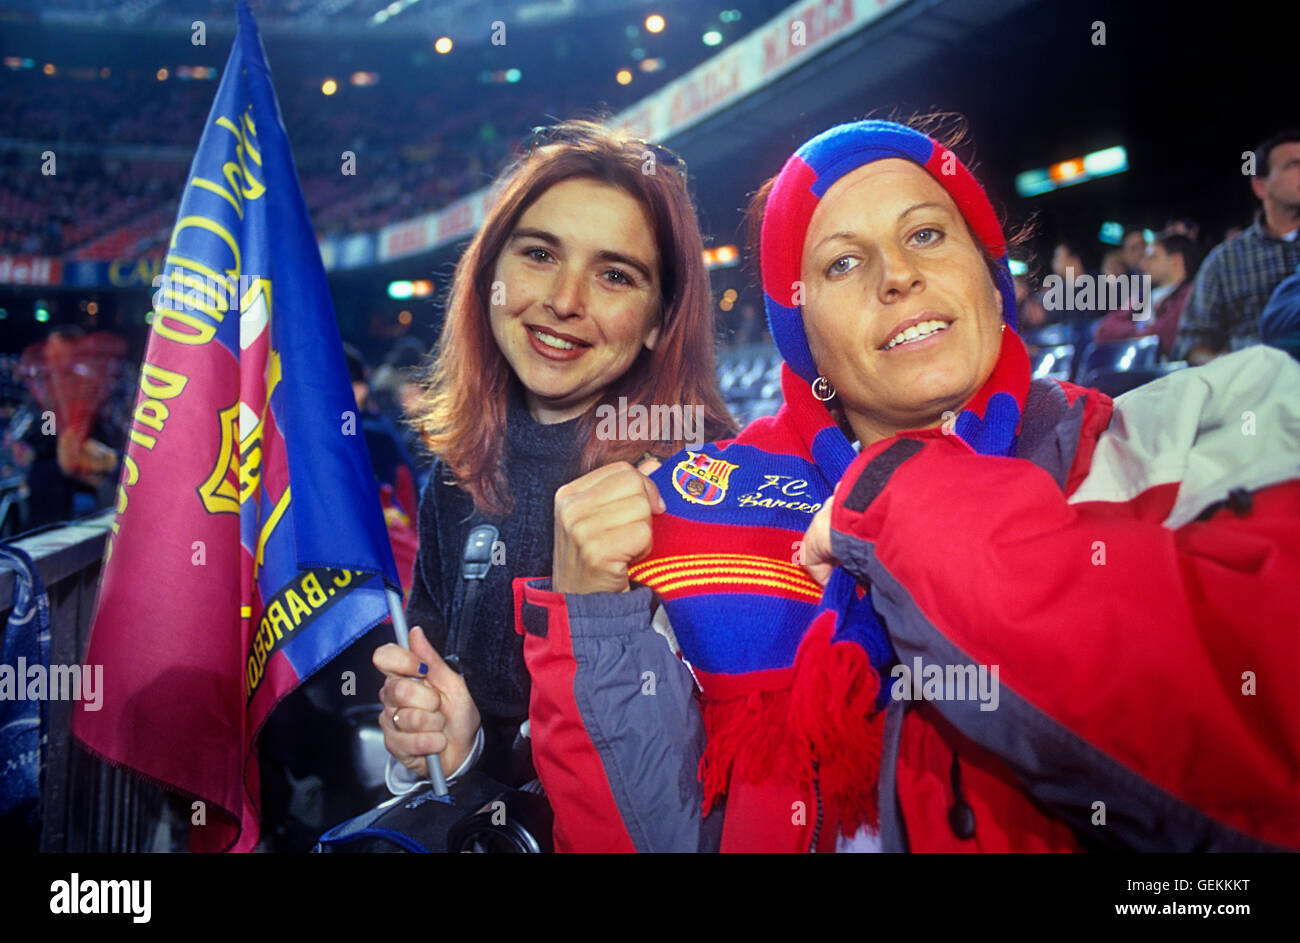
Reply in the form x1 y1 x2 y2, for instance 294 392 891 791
759 119 1018 385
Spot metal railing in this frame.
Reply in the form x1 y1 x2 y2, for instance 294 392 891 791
1 511 190 852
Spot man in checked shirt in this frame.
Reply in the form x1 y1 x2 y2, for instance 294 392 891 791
1176 130 1300 365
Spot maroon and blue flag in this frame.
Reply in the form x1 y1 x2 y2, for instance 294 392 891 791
74 2 399 852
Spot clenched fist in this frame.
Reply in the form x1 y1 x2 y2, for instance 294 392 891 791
553 459 664 594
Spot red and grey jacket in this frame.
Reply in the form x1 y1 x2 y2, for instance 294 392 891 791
515 346 1300 852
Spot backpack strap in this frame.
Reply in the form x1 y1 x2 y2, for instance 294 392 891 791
443 523 498 673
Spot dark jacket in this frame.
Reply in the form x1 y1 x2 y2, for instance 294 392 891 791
404 387 582 782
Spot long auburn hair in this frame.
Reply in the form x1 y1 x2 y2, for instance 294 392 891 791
410 119 736 516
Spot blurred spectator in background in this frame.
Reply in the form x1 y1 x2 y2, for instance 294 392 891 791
1101 249 1127 279
343 342 418 588
368 338 432 482
1045 239 1095 324
1121 226 1149 276
1163 217 1200 242
729 301 767 347
1176 130 1300 364
1260 260 1300 361
15 327 129 531
1014 272 1048 329
1094 232 1202 358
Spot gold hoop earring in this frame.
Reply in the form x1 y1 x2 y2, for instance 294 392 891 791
811 376 836 402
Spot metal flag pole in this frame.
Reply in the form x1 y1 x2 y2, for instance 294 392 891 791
386 587 448 795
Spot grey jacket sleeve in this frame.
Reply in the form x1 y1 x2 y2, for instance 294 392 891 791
516 578 720 852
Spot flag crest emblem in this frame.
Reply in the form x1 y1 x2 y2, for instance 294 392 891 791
672 451 739 506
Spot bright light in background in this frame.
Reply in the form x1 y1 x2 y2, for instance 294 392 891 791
1084 145 1128 177
43 63 55 75
505 68 522 83
703 245 740 269
373 0 425 24
639 58 664 73
350 71 379 86
1015 146 1128 198
616 69 633 85
702 30 723 46
434 36 453 54
1008 259 1028 276
719 9 743 23
398 310 413 326
156 68 168 81
388 280 433 299
100 67 110 78
35 302 50 323
645 14 665 33
321 78 338 95
87 301 99 315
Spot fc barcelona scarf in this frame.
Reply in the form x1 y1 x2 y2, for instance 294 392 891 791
632 120 1028 846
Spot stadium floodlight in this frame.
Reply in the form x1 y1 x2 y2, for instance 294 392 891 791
1084 146 1128 178
35 301 51 323
703 30 723 46
703 245 740 270
1099 221 1124 245
1015 146 1129 198
645 14 666 34
505 68 522 83
435 37 453 54
387 281 414 300
616 69 633 85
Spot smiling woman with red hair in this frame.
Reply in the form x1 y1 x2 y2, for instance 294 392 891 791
371 120 733 796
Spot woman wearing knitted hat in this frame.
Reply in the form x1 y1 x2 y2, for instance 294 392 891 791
519 118 1300 852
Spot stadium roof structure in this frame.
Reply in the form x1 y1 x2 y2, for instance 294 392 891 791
6 0 705 39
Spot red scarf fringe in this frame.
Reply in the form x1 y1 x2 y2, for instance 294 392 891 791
696 616 886 837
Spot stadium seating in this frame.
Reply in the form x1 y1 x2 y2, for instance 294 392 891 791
1075 335 1162 387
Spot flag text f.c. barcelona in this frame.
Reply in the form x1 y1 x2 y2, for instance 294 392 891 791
74 2 399 853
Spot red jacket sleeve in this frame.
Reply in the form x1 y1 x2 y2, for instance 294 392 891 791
512 577 715 853
829 432 1300 851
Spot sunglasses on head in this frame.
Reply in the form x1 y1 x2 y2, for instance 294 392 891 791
527 124 688 179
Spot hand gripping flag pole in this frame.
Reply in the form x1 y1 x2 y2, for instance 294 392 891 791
385 588 448 795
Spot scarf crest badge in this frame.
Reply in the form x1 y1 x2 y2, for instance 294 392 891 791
671 450 740 505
